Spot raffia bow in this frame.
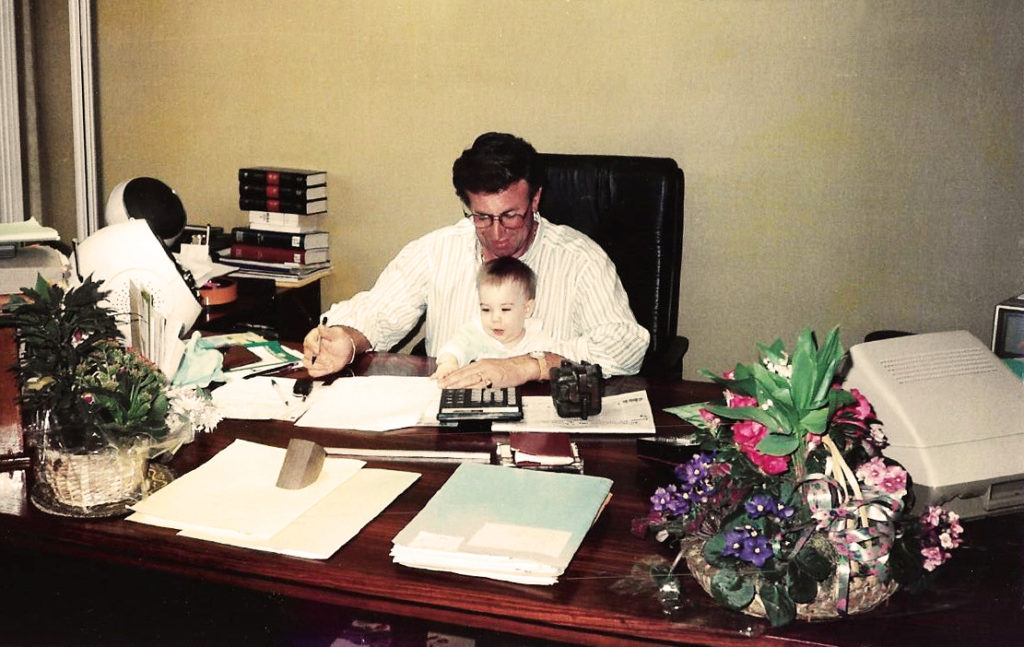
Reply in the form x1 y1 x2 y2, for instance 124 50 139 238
796 436 902 614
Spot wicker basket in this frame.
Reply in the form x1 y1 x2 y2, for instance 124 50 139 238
36 445 148 512
682 538 899 621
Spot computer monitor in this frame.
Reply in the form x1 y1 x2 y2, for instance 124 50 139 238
991 294 1024 358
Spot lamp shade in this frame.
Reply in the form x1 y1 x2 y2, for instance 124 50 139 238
105 177 187 246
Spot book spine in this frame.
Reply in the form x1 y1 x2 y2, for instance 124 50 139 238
237 169 324 188
230 242 309 264
239 197 326 214
248 210 312 225
239 183 324 201
231 226 312 249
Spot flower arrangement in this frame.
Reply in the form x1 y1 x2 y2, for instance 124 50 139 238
9 275 220 457
638 327 963 627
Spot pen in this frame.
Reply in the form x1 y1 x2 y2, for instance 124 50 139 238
312 315 327 365
242 360 303 379
270 379 290 406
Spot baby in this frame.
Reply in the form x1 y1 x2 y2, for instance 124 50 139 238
430 256 553 381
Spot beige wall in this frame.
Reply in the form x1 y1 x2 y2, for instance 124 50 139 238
69 0 1023 377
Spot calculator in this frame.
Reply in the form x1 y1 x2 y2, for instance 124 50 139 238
437 386 524 423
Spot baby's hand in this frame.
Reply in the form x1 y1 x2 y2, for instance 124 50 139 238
430 357 458 381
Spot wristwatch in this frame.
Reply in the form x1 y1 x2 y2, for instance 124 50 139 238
530 351 549 381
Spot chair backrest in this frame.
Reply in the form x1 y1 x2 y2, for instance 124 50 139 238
536 153 686 377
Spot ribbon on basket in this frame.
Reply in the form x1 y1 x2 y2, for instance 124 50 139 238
797 436 903 614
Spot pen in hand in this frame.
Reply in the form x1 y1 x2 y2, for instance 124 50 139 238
312 315 327 365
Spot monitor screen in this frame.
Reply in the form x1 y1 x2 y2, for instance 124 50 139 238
993 300 1024 358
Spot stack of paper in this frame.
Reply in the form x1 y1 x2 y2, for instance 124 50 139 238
128 280 186 378
128 439 419 559
390 463 612 585
0 218 60 244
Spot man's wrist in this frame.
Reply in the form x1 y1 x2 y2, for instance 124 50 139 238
335 325 367 366
529 351 548 381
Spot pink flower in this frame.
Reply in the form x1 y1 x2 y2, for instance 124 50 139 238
698 408 720 425
879 468 908 496
752 451 790 475
732 420 767 447
725 390 758 409
856 456 908 498
921 546 945 571
922 505 943 527
856 456 888 487
737 444 790 475
838 388 873 419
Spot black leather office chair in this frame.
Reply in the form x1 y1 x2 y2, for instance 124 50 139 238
537 153 687 379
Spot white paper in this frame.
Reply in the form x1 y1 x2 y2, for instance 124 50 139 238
128 439 364 538
212 376 312 421
174 246 236 286
468 523 571 559
295 376 442 432
492 391 656 434
172 468 420 559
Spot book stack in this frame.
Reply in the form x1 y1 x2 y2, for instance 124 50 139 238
220 167 332 283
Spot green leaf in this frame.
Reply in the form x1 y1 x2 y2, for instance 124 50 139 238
703 532 728 567
757 580 797 627
703 404 784 434
663 402 713 428
710 567 756 610
786 563 819 604
812 327 845 405
789 330 817 410
756 432 800 457
793 545 832 581
798 407 829 436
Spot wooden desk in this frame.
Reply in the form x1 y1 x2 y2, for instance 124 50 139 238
0 350 1022 646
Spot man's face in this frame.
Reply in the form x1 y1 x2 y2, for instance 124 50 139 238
478 280 535 346
466 179 541 260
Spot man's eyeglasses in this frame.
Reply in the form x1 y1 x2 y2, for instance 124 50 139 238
463 208 529 229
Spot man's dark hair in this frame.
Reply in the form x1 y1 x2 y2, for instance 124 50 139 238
452 132 543 205
478 256 537 299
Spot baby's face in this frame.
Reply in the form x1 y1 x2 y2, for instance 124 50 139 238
478 281 534 346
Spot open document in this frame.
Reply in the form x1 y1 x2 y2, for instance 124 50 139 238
391 462 612 585
295 376 442 432
127 439 419 559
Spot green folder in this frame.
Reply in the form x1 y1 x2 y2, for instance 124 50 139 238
391 462 612 585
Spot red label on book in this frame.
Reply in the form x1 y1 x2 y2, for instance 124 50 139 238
265 185 280 198
265 172 280 185
267 199 281 211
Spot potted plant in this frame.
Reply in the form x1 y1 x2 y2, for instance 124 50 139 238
633 327 963 626
8 275 219 515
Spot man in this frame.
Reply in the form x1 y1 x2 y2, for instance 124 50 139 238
302 132 649 388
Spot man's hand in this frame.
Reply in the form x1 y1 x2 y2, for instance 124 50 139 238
302 323 362 378
438 355 550 389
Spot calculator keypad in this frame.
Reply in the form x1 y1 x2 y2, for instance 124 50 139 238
438 387 523 422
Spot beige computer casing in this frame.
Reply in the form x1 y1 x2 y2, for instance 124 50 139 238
842 330 1024 519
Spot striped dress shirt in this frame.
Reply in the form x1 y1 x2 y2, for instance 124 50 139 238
323 214 650 375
